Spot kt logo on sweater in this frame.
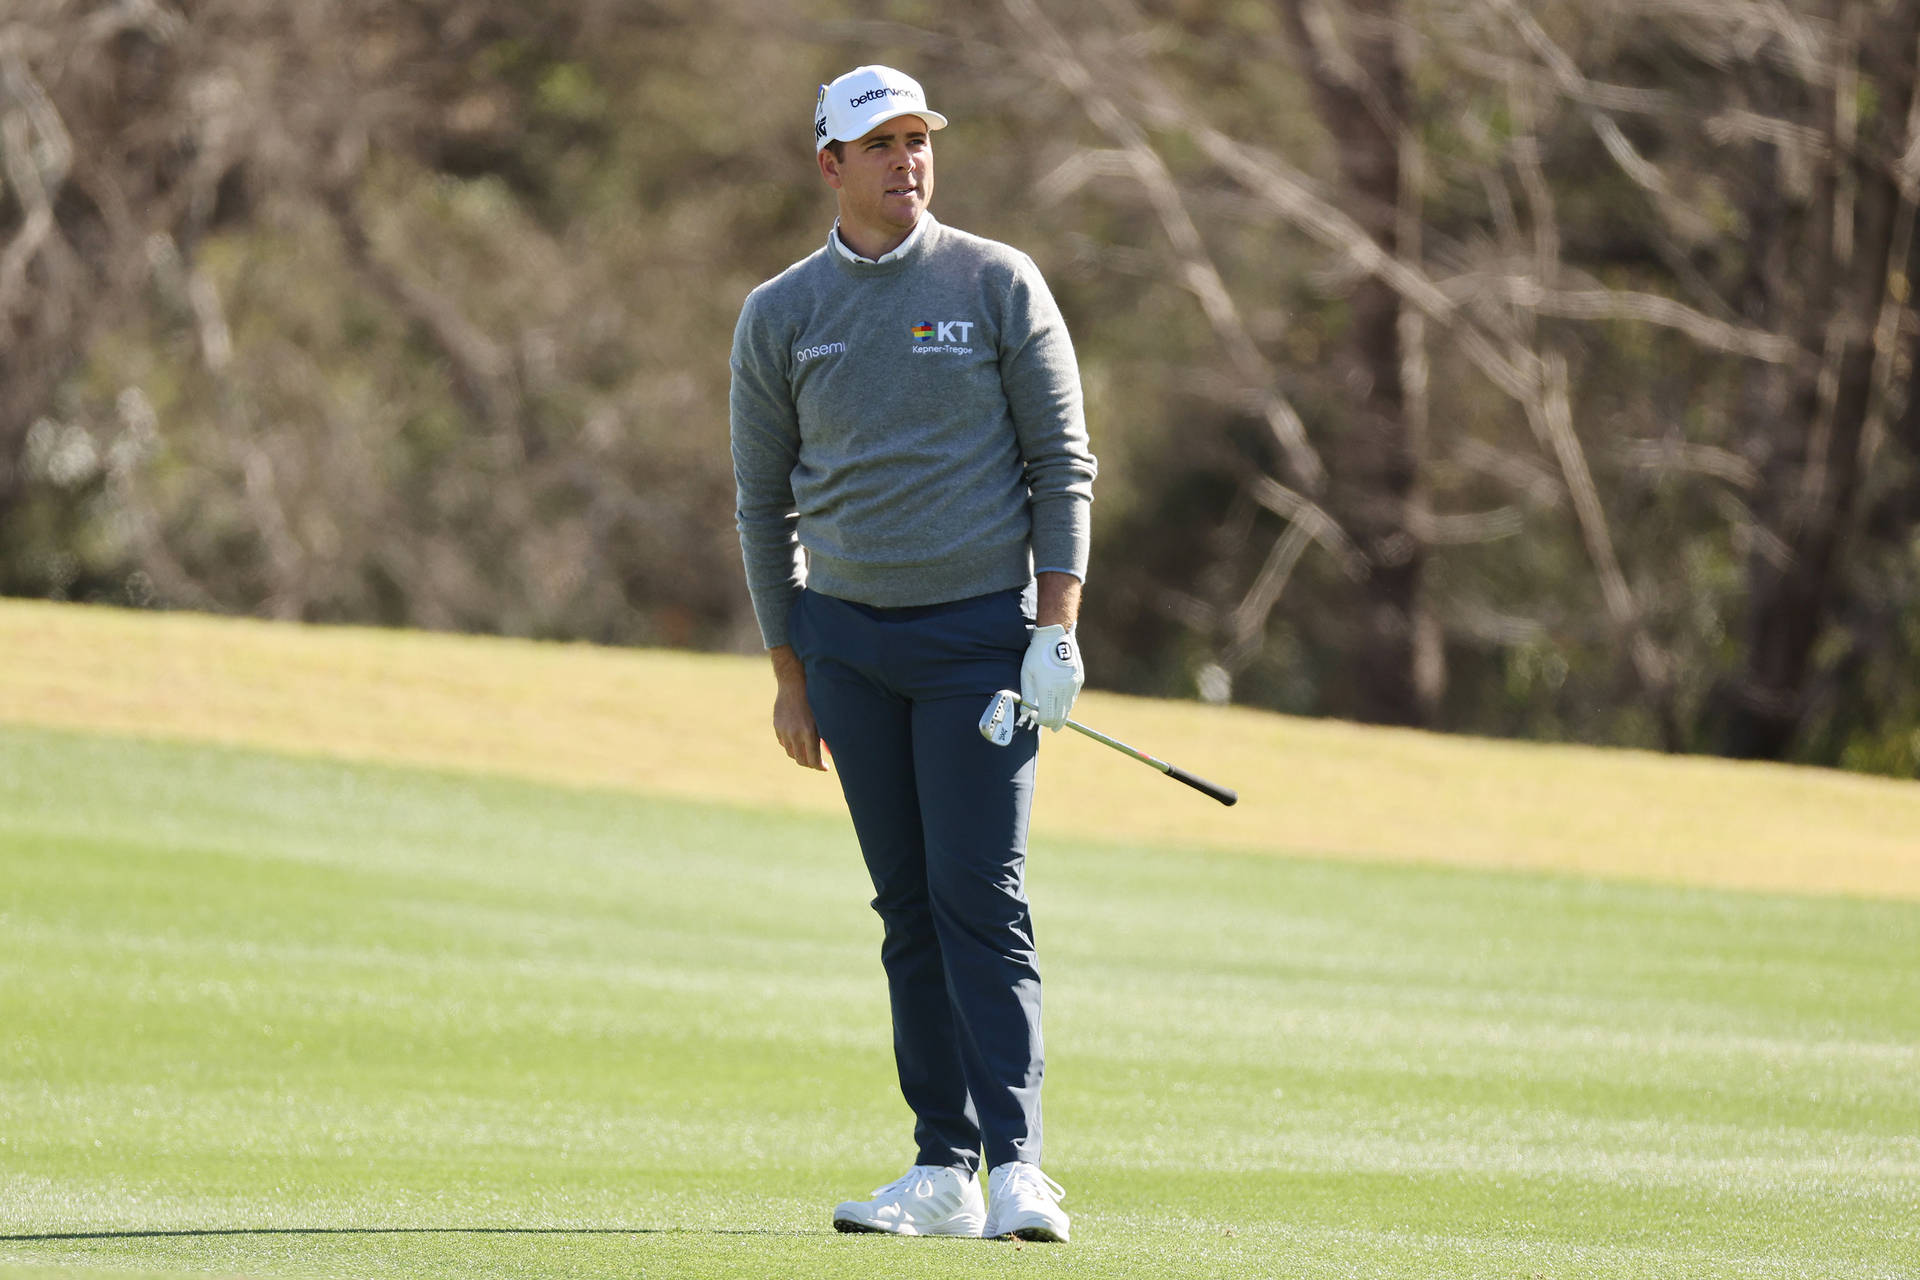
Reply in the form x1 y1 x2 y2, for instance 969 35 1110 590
910 320 975 354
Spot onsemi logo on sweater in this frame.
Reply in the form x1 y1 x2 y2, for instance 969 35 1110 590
910 320 975 354
795 341 846 363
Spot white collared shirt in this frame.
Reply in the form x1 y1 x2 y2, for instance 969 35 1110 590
831 215 928 265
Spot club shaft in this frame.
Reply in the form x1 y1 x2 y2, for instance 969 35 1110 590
1060 716 1171 772
1014 696 1238 806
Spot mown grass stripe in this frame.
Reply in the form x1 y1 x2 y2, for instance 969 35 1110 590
3 726 1916 1278
2 600 1917 897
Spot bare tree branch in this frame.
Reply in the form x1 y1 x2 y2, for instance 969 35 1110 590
1155 110 1558 400
1247 476 1368 577
238 439 307 620
1619 437 1761 489
322 185 516 431
1003 0 1329 493
1446 44 1675 116
1224 519 1314 670
1445 595 1549 646
1491 0 1679 204
1707 107 1831 156
1416 506 1525 544
1454 436 1563 508
1451 275 1805 364
1528 353 1671 694
1712 489 1792 572
1502 53 1675 716
1633 0 1836 83
0 47 76 318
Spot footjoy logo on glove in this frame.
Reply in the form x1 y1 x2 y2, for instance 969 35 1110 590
909 320 975 355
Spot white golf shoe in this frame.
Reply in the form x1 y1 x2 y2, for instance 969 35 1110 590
983 1161 1070 1242
831 1164 985 1236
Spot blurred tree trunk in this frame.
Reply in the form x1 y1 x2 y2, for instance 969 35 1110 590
1278 0 1437 727
1720 0 1920 758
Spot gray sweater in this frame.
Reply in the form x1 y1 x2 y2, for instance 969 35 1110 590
730 215 1097 648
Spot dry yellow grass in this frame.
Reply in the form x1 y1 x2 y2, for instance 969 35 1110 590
3 599 1916 899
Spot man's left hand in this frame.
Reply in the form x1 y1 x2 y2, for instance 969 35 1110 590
1020 624 1083 731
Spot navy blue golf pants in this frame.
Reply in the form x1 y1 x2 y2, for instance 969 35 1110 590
788 586 1044 1173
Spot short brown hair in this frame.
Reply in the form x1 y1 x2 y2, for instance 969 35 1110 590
825 140 845 161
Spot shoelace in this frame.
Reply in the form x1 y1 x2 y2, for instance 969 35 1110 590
998 1164 1065 1203
869 1165 949 1199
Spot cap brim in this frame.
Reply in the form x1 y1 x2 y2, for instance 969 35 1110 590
872 108 947 132
821 108 949 148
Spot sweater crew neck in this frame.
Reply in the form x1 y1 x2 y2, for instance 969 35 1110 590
828 215 940 278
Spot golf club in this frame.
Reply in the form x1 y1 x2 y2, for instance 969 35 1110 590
978 689 1238 807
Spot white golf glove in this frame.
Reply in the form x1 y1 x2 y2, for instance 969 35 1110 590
1019 623 1084 731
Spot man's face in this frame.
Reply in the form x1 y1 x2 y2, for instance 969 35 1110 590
819 115 935 248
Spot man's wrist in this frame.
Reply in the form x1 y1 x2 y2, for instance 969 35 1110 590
769 644 807 684
1034 570 1082 630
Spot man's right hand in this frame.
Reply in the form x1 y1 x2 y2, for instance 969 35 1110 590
770 644 828 771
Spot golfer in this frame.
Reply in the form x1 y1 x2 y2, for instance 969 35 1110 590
730 64 1096 1242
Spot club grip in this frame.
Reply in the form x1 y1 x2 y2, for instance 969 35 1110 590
1166 763 1237 807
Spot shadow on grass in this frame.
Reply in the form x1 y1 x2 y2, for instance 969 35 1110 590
1 1228 809 1241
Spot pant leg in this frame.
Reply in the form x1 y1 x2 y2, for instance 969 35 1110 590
912 691 1044 1170
791 591 982 1171
886 587 1045 1170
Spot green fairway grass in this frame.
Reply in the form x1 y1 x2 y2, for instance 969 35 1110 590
3 724 1917 1278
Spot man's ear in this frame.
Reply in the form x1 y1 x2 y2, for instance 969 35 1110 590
817 147 843 190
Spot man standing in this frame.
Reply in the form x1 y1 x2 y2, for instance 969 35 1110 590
729 65 1096 1242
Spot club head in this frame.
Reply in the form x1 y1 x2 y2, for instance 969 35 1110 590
978 688 1020 747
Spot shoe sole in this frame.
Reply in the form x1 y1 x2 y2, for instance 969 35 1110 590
833 1217 985 1237
985 1222 1068 1243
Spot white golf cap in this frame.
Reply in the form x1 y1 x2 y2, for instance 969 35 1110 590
814 65 947 152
